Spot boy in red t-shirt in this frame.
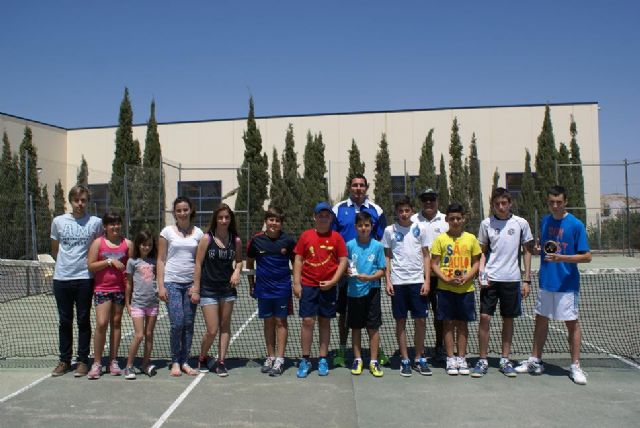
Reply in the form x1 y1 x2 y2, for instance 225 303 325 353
293 202 348 378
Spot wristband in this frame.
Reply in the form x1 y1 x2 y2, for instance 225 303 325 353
191 291 200 295
523 280 531 283
106 258 112 267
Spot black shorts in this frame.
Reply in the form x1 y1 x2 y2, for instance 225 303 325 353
336 275 348 314
347 288 382 330
480 281 522 318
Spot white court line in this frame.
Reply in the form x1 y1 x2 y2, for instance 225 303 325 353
523 313 640 370
0 374 51 404
151 308 259 428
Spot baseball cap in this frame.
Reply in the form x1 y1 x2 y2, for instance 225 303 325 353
419 188 438 198
314 202 333 214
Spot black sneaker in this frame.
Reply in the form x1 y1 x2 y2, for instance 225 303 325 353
261 357 275 374
413 358 432 376
269 359 284 377
216 362 229 377
400 359 412 377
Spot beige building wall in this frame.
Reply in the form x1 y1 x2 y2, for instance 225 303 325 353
4 102 601 223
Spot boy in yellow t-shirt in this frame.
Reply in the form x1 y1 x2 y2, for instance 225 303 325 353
430 203 481 376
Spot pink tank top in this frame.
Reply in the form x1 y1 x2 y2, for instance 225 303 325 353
94 237 129 293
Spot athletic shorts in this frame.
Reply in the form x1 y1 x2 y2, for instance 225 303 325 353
480 281 522 317
258 296 292 319
130 305 159 318
427 276 439 311
535 289 579 321
391 283 428 320
299 285 337 319
200 293 237 306
347 288 382 330
94 291 125 306
336 276 348 314
436 289 476 322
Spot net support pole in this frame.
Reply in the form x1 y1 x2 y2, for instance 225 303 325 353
624 158 631 257
24 150 29 259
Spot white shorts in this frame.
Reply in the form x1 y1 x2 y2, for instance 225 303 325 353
535 289 579 321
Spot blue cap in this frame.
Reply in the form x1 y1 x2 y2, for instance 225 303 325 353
314 202 333 214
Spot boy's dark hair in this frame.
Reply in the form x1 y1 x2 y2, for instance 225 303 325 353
446 202 465 215
132 230 156 259
394 195 413 211
102 212 122 226
355 211 372 224
547 185 567 200
491 187 512 203
264 206 285 222
68 185 91 203
350 173 368 188
173 196 196 222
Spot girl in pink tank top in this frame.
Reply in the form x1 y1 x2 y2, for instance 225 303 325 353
87 212 133 379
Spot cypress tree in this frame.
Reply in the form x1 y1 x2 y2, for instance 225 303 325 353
235 97 270 231
437 154 450 209
374 133 393 219
0 132 23 258
557 142 571 190
302 131 328 218
38 184 53 253
54 179 65 215
517 149 537 229
77 155 89 186
534 105 557 215
19 127 40 199
448 118 466 209
141 100 165 235
569 117 586 224
467 134 482 231
342 139 365 200
269 146 287 211
109 87 138 215
413 129 436 208
490 167 500 213
281 124 305 234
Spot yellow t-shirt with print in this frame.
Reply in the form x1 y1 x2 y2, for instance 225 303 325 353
430 231 481 294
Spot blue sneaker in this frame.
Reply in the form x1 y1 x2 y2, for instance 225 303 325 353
413 357 432 376
471 359 488 378
400 359 412 377
499 359 517 378
296 359 310 378
318 358 329 376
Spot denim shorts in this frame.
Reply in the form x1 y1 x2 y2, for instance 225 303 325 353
200 293 237 306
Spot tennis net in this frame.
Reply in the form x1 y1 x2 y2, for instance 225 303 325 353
1 259 638 365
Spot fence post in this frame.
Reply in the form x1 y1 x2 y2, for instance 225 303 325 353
24 150 30 259
124 164 130 238
624 158 631 257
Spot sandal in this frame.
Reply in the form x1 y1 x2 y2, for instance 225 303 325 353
181 364 198 376
170 363 182 377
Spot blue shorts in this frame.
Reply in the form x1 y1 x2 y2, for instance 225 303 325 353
391 283 429 320
299 285 337 319
436 289 476 321
258 297 292 319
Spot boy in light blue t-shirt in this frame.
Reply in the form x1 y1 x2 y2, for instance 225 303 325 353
346 212 386 377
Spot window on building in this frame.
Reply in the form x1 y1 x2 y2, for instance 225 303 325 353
391 175 419 203
177 180 222 228
505 172 537 197
88 183 109 217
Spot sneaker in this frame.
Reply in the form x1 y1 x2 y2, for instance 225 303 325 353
471 360 488 378
515 359 545 375
87 363 102 380
52 361 71 377
378 348 390 366
457 357 470 375
413 358 432 376
74 362 89 378
109 360 122 376
143 364 157 377
400 359 412 377
198 356 212 373
446 357 459 375
269 359 284 377
333 349 346 368
261 357 275 374
570 363 587 385
369 361 384 378
215 362 229 377
499 359 517 378
123 367 136 380
318 357 329 376
296 358 310 378
351 359 363 375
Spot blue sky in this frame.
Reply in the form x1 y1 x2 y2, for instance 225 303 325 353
1 1 638 194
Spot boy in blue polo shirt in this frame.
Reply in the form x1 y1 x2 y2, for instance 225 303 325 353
347 212 386 377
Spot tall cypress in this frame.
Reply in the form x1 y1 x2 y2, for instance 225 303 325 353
374 133 393 218
569 117 586 224
448 118 466 209
302 131 328 218
77 155 89 186
141 100 165 235
0 132 23 258
517 149 537 229
235 97 270 230
109 87 138 216
281 124 305 234
557 142 571 190
269 146 287 211
413 129 436 208
342 139 365 200
54 179 66 216
534 105 557 215
467 134 482 231
437 154 450 210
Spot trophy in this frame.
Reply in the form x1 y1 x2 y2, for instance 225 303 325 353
453 269 464 279
544 240 559 254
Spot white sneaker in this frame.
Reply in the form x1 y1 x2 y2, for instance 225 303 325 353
515 359 544 375
457 356 470 375
446 357 459 375
570 363 587 385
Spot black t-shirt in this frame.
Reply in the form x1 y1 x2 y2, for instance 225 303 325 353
200 232 238 298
